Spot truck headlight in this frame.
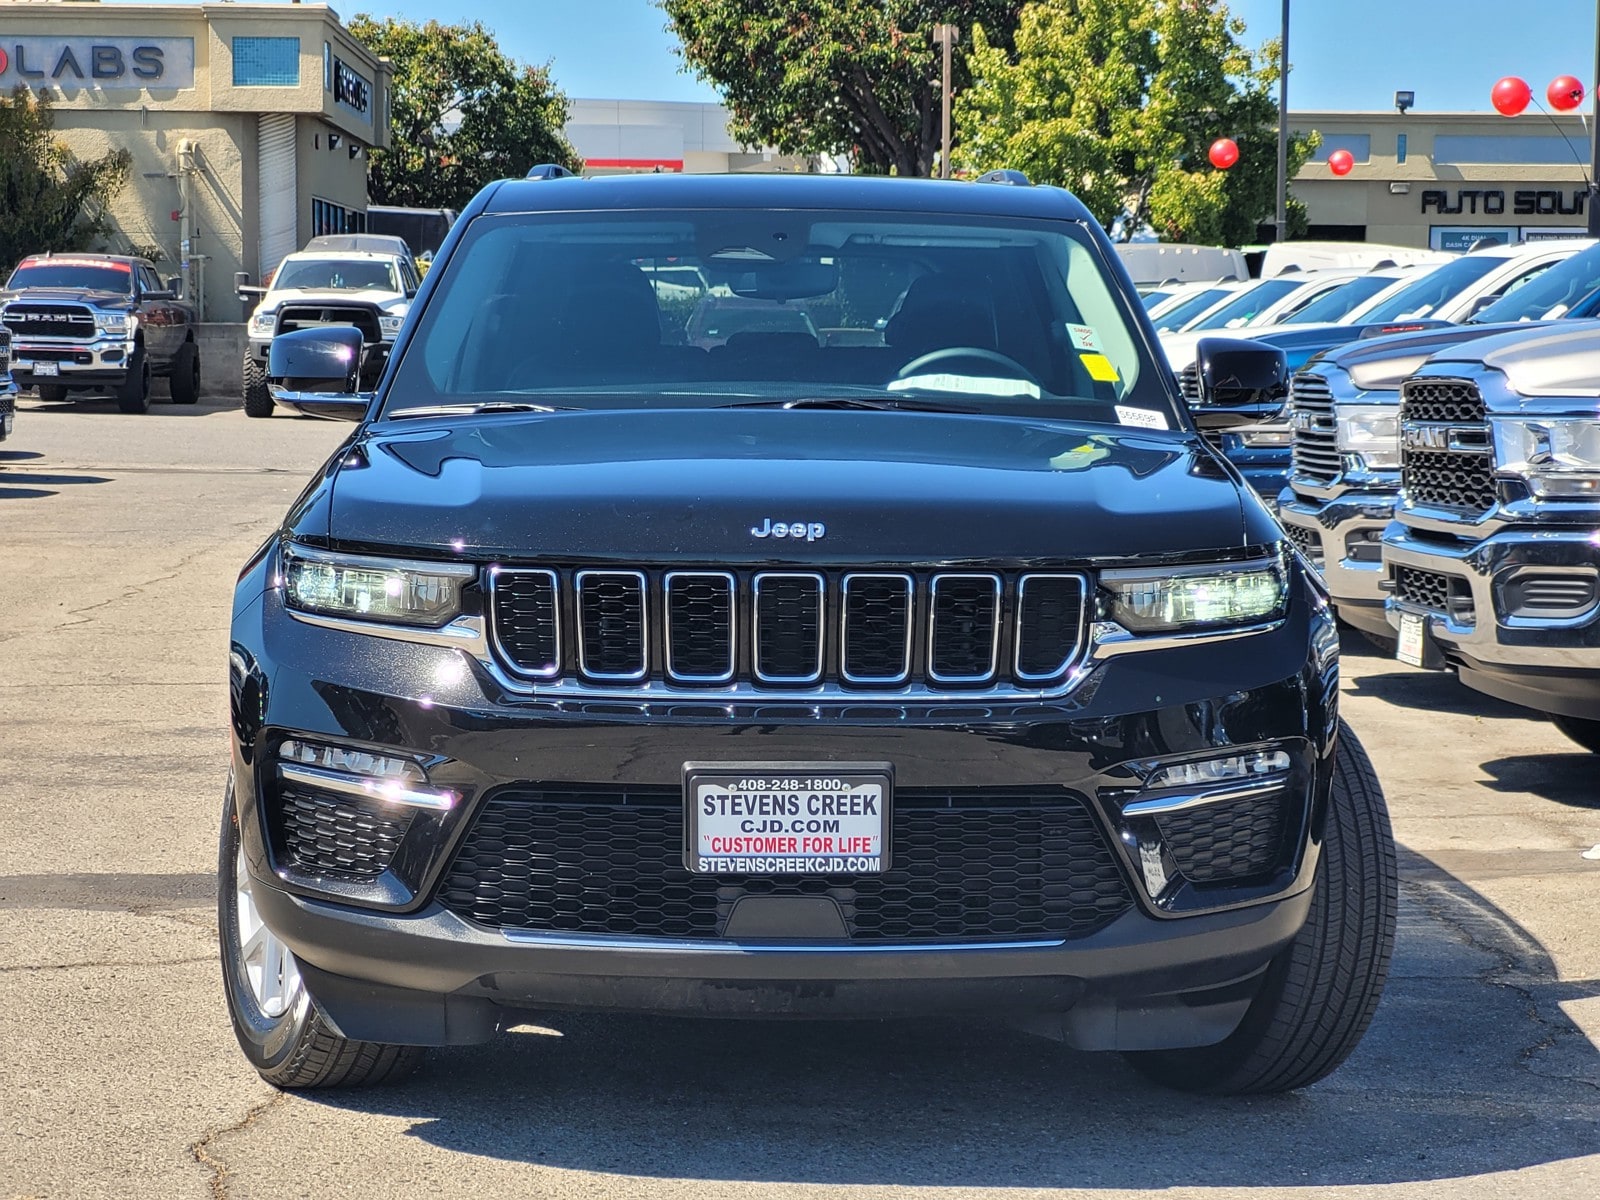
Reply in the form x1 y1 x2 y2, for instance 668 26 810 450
95 312 129 335
379 315 404 338
281 543 475 627
248 309 277 337
1494 418 1600 497
1337 404 1401 470
1101 557 1288 633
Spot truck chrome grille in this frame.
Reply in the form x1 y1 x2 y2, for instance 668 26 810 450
1400 378 1495 516
1 303 95 340
1289 373 1341 487
489 567 1089 695
1393 565 1471 619
437 788 1134 942
275 304 382 343
1283 522 1324 567
1178 362 1201 402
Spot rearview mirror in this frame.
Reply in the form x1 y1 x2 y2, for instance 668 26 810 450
730 259 839 301
1189 337 1289 429
267 326 368 421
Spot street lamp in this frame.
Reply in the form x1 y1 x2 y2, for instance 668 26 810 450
1275 0 1289 244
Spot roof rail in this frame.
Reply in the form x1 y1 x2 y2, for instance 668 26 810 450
974 168 1031 186
526 164 576 180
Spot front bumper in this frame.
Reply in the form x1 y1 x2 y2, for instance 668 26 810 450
12 335 134 386
1384 524 1600 719
229 569 1339 1047
1279 488 1397 638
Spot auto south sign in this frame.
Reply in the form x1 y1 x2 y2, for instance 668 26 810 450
0 38 195 90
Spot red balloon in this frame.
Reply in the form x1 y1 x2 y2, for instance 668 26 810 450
1208 137 1240 170
1548 75 1586 111
1328 149 1355 176
1492 76 1532 116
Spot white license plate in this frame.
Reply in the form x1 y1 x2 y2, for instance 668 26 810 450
684 763 892 875
1396 612 1426 667
31 361 58 377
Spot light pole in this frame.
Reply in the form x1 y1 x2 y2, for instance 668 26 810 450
1590 0 1600 235
1276 0 1289 244
934 23 959 178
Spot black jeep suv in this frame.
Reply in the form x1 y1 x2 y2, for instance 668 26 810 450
221 172 1396 1095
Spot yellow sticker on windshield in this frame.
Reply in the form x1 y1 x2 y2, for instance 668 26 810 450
1080 353 1120 383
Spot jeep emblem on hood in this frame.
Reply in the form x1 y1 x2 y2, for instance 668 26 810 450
751 517 826 542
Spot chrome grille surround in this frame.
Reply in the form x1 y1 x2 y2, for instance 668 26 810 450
926 573 1002 684
574 569 648 682
752 572 825 684
663 571 736 684
1288 373 1341 487
840 573 914 685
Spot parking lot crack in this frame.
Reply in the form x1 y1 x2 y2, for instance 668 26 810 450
0 955 213 973
190 1093 284 1200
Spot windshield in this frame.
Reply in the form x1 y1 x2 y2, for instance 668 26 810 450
7 260 132 294
1472 243 1600 322
1150 287 1235 332
273 258 397 292
1184 278 1302 330
1280 275 1402 325
382 209 1179 428
1355 256 1501 322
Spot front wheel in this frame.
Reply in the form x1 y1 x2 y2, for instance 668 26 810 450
1125 720 1398 1094
36 383 68 403
115 347 150 413
1552 715 1600 754
218 783 423 1088
169 342 200 404
242 353 273 418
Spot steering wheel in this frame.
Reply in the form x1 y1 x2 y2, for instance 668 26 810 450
894 346 1038 383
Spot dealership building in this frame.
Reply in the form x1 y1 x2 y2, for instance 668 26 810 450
1291 110 1592 250
0 2 390 320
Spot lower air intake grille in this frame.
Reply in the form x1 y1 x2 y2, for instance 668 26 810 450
1156 792 1290 884
1394 565 1454 613
437 789 1134 942
1284 523 1323 566
274 787 413 881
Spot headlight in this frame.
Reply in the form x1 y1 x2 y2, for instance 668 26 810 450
1494 418 1600 497
379 315 404 338
95 312 129 335
248 309 276 337
1338 403 1401 470
1101 557 1288 633
281 543 475 627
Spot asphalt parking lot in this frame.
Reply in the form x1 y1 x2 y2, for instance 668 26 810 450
2 391 1598 1200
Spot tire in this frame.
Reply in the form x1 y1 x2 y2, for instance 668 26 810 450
36 383 68 403
1552 715 1600 754
169 342 200 404
115 346 150 413
242 352 273 418
1125 720 1398 1095
218 782 424 1089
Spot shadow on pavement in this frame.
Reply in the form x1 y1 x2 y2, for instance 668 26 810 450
1479 752 1600 808
306 843 1600 1188
0 465 111 499
1345 665 1527 720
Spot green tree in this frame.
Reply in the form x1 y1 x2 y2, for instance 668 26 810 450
348 16 581 208
661 1 1023 177
954 0 1318 245
0 86 130 272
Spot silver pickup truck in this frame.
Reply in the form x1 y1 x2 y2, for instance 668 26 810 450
1380 323 1600 753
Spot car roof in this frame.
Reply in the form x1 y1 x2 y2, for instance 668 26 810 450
20 252 146 265
279 250 400 263
483 172 1097 223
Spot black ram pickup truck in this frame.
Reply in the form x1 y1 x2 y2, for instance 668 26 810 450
0 253 200 413
221 171 1397 1096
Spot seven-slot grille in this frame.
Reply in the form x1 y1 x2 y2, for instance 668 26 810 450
1 303 95 340
1400 378 1496 516
490 567 1088 693
1289 373 1341 487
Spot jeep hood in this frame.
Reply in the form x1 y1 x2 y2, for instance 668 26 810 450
316 408 1263 561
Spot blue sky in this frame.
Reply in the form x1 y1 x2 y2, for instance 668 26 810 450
337 0 1599 114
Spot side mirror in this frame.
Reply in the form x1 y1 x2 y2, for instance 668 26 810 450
235 271 266 302
267 326 368 421
166 276 182 295
1189 337 1289 430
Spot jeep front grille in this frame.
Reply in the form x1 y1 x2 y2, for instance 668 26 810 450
2 303 95 340
489 567 1089 695
1289 373 1341 487
1400 379 1495 516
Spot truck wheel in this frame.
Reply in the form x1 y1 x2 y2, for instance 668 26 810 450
115 347 150 414
219 781 424 1089
36 383 68 403
242 353 273 418
169 343 200 405
1124 720 1398 1095
1552 715 1600 754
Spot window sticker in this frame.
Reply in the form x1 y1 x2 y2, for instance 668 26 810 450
1066 323 1103 353
1079 352 1121 383
1115 405 1169 431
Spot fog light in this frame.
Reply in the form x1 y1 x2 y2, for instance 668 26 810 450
1144 750 1291 790
275 738 455 810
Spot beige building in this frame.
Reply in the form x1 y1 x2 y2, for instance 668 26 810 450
565 98 807 175
0 1 390 319
1292 110 1592 250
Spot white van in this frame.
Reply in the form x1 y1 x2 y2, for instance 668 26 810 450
1257 241 1453 277
1115 243 1247 286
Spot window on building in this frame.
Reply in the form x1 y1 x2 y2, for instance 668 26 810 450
1434 134 1587 164
324 42 332 90
233 37 300 87
1312 135 1371 164
1396 133 1408 164
311 198 369 238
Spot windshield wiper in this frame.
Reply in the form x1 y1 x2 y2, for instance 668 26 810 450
385 402 568 420
719 396 980 414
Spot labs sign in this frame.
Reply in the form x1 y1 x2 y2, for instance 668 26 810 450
0 37 195 89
